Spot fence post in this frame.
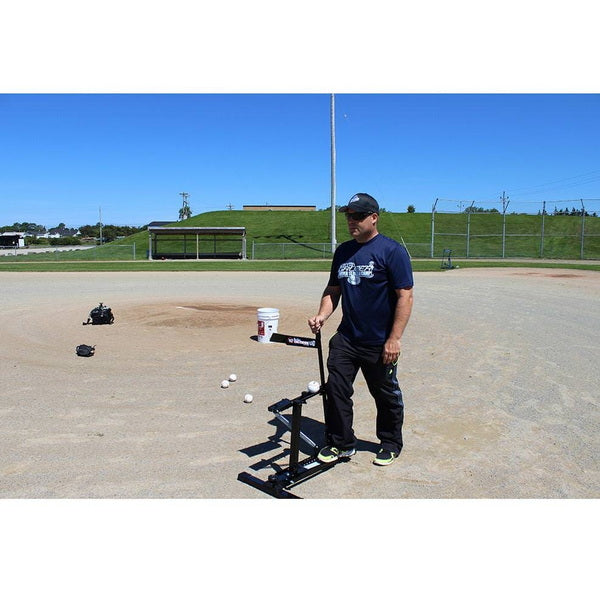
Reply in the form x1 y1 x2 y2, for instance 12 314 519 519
580 200 586 259
431 199 438 258
502 211 506 258
501 192 509 259
540 201 546 258
466 202 474 258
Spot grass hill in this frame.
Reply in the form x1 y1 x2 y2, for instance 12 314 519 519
117 210 440 260
136 209 600 260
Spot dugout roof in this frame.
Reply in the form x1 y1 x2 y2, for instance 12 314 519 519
147 226 246 236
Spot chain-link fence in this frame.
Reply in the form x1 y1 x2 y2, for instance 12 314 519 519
250 241 335 260
431 199 600 259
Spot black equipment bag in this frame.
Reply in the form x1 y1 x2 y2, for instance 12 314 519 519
83 302 114 325
76 344 96 357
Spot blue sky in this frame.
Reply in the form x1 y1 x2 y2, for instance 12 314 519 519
2 93 599 228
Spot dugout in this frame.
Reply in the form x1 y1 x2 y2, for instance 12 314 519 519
0 232 26 248
148 226 247 260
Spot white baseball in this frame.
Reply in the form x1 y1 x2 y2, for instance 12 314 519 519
221 380 230 388
228 374 237 382
307 380 320 393
243 393 253 403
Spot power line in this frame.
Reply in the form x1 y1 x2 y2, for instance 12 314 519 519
505 169 600 197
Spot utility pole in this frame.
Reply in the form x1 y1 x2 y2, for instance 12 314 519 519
226 203 234 210
330 93 337 253
179 192 191 221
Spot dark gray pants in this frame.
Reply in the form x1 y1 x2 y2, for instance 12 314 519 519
324 332 404 454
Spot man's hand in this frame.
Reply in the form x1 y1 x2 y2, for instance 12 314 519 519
308 315 326 334
382 286 413 364
382 337 401 365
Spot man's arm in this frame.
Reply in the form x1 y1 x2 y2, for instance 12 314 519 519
382 286 413 364
308 285 341 333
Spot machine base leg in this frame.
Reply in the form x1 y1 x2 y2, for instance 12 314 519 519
237 471 302 499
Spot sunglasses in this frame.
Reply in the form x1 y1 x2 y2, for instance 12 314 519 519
345 211 373 222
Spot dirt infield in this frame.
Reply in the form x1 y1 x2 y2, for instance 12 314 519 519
1 269 598 498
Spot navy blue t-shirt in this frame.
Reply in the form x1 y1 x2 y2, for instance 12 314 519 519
328 234 413 345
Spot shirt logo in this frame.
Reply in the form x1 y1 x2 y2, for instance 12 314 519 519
338 261 375 285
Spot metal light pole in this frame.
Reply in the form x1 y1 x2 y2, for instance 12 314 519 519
330 93 337 253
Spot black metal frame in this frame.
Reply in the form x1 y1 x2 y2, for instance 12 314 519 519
441 248 454 269
237 331 341 499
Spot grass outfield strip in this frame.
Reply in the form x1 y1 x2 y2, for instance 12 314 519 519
0 260 598 272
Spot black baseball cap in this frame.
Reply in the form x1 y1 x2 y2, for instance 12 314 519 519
339 193 379 214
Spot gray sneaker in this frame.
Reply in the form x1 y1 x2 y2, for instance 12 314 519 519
317 446 356 463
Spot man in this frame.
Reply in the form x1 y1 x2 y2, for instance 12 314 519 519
308 193 414 466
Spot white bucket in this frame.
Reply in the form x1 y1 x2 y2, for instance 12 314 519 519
257 307 279 343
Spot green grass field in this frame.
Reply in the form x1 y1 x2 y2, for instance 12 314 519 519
1 259 598 273
1 209 599 271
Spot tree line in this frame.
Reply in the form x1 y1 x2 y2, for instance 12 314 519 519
461 207 598 217
550 207 598 217
78 223 144 241
1 222 145 244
